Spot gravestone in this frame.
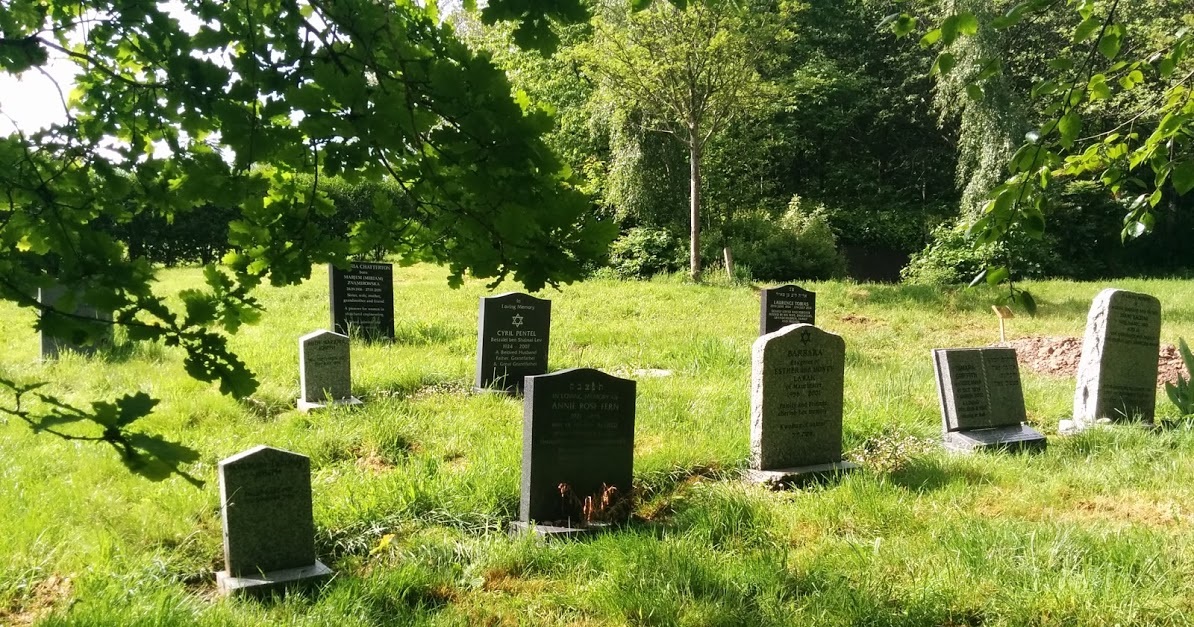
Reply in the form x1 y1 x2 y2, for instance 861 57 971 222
38 285 113 360
217 446 332 596
297 330 362 413
475 292 551 393
759 284 816 335
1072 288 1162 428
514 368 636 536
328 261 394 341
749 324 857 485
932 347 1046 453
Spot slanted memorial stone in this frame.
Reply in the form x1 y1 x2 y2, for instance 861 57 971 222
514 368 636 536
217 446 332 596
329 261 394 341
1072 288 1162 428
38 285 113 360
475 292 551 393
749 324 857 485
297 330 361 412
933 347 1046 453
759 284 816 335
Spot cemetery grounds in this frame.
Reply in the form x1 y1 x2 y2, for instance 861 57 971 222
2 264 1194 626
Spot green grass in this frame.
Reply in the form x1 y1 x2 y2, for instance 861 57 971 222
3 265 1194 625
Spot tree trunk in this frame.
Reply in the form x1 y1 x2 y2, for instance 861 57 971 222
689 142 701 281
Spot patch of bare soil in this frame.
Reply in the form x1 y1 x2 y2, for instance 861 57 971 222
0 575 72 626
996 336 1190 386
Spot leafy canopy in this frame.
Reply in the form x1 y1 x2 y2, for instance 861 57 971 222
0 0 613 478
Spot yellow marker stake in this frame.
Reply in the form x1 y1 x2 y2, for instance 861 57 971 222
991 305 1014 343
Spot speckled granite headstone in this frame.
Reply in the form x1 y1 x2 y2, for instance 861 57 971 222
1073 289 1161 427
217 446 331 595
749 324 856 483
297 330 360 412
933 347 1045 453
38 285 112 360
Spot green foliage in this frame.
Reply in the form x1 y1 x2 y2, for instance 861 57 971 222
1165 338 1194 416
711 197 846 282
608 227 686 279
0 0 615 470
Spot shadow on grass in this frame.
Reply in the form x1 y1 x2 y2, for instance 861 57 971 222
392 322 466 347
887 457 993 492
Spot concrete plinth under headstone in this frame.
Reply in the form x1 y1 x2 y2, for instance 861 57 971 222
933 347 1046 453
749 324 857 486
516 368 635 534
297 329 362 412
38 285 113 360
475 292 551 393
217 446 332 596
1072 288 1162 428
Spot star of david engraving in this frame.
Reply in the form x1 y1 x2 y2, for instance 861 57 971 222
800 329 812 344
511 314 524 328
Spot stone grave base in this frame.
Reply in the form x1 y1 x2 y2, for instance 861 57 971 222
945 424 1046 453
296 396 363 413
747 461 859 488
217 560 333 597
508 521 611 539
1058 417 1157 436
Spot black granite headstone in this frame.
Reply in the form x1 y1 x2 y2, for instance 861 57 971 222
328 262 394 341
475 292 551 392
519 369 636 530
759 285 816 335
933 347 1046 453
38 285 113 360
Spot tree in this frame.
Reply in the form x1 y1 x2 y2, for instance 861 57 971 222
0 0 612 480
574 0 768 280
891 1 1194 307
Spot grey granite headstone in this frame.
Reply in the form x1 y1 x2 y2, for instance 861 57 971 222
514 368 636 536
1072 288 1162 427
749 324 857 485
759 284 816 335
217 446 332 596
297 330 361 412
475 292 551 393
329 261 395 341
933 347 1046 453
38 285 113 360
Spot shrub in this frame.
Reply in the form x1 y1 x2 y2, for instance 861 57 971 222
607 227 685 279
710 196 847 282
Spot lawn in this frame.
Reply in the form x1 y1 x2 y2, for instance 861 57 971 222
2 264 1194 626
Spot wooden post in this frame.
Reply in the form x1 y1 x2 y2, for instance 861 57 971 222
991 305 1015 343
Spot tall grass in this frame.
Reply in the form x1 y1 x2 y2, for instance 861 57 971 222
2 265 1194 625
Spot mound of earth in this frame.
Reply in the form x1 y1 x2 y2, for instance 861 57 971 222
996 336 1190 387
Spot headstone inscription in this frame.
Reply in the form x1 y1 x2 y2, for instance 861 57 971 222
217 446 332 596
1072 288 1162 428
515 368 636 536
759 284 816 335
475 292 551 393
297 330 362 412
328 261 394 341
38 285 113 360
749 324 857 485
932 347 1046 453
